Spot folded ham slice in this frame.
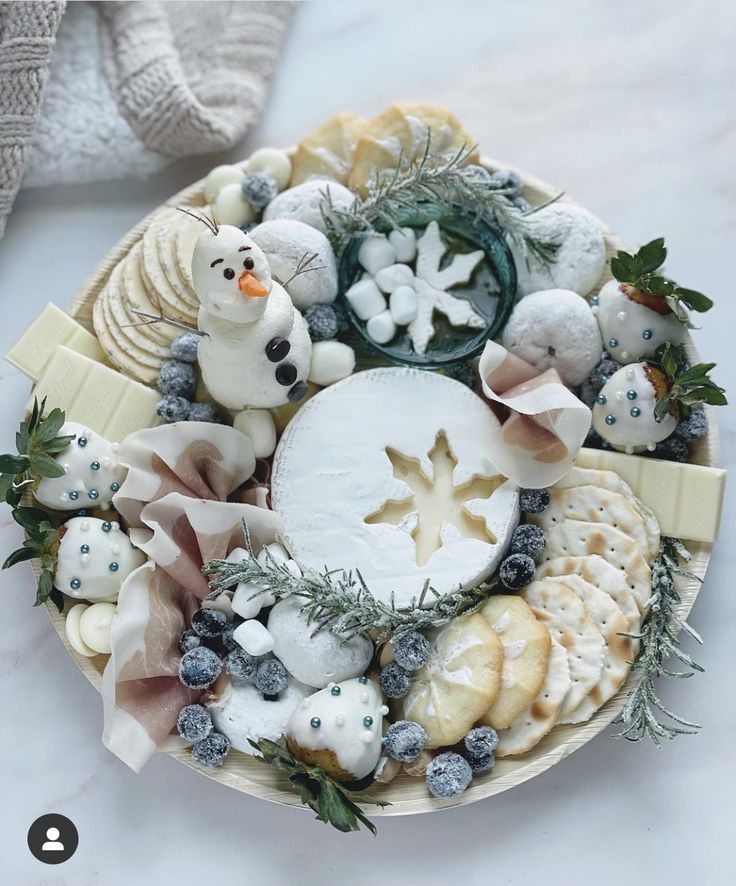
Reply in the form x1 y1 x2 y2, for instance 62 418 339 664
478 340 591 489
113 422 256 527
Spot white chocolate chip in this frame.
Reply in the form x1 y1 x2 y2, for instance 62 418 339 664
308 341 356 386
214 182 257 227
245 147 292 191
78 602 116 655
65 603 97 658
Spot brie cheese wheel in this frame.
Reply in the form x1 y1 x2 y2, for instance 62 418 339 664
271 368 519 607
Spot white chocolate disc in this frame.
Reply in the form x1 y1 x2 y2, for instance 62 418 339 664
272 368 519 606
78 602 117 654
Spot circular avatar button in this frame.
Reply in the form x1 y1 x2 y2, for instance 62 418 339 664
27 814 79 864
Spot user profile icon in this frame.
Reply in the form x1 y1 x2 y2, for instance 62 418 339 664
27 814 78 864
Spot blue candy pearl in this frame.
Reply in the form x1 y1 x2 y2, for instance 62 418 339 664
90 461 100 471
310 717 321 728
358 676 368 684
595 394 607 405
69 491 79 501
110 482 120 492
630 407 641 418
642 329 653 340
608 338 619 349
109 562 119 572
330 686 341 696
605 414 616 426
88 489 99 500
70 578 81 590
77 436 88 448
363 716 373 727
626 390 638 400
101 521 112 532
590 295 599 306
80 544 90 554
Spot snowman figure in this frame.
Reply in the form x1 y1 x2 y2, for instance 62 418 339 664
191 222 312 441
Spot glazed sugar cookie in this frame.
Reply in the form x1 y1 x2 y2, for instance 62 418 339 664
554 575 632 725
528 484 655 563
521 579 605 720
271 368 519 606
401 614 503 748
496 639 570 757
478 595 551 730
541 520 652 612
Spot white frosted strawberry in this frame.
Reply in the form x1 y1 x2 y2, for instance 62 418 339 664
35 422 126 511
593 238 712 364
592 345 726 453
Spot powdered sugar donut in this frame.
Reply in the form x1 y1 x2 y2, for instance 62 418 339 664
267 597 373 688
501 289 603 386
510 204 606 297
262 180 355 234
207 676 313 755
249 219 338 310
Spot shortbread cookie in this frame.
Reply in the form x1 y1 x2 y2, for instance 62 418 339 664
555 466 660 562
401 614 503 748
478 595 551 730
496 638 570 757
521 579 605 720
120 243 179 346
528 484 654 562
554 575 633 725
541 520 652 612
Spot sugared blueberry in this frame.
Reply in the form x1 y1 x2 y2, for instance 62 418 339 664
588 358 620 391
178 629 201 655
392 631 430 672
464 725 499 757
157 359 197 399
652 435 688 463
187 402 220 423
241 172 279 210
499 553 536 591
674 409 707 442
519 488 550 514
254 658 288 696
191 607 227 639
304 304 339 342
176 704 213 742
383 720 428 763
425 752 473 798
509 523 546 561
170 331 201 363
192 732 230 768
379 662 412 699
226 648 257 681
179 646 222 689
156 395 191 423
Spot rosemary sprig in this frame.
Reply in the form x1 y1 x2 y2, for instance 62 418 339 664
320 139 559 266
250 737 388 834
203 523 498 643
614 537 704 745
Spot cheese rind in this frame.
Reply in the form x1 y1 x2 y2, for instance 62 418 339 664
6 303 106 380
30 346 160 443
576 447 725 543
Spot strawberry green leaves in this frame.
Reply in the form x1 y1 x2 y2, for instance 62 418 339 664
0 398 74 508
250 737 389 834
2 506 62 607
653 343 727 423
611 238 713 327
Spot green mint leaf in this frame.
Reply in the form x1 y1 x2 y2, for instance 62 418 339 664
675 287 713 313
682 386 727 407
637 237 667 274
2 546 37 569
0 453 31 474
610 251 639 283
675 361 716 385
29 397 42 433
30 452 65 479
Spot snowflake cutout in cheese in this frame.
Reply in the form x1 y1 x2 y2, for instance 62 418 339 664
409 221 486 355
365 431 505 566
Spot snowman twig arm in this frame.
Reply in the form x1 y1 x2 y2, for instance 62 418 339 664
275 251 327 289
120 289 205 337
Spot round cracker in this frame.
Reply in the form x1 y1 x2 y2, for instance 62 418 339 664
155 209 199 309
478 594 551 730
121 243 180 346
174 203 213 295
554 575 633 726
540 519 652 613
141 210 198 325
107 280 173 360
93 282 159 386
496 638 570 757
100 285 165 370
521 579 605 720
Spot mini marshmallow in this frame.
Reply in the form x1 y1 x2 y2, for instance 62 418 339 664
389 285 419 325
263 179 354 234
78 602 116 655
358 236 397 276
345 278 386 320
232 582 266 620
366 310 397 345
374 263 414 294
308 341 356 386
202 593 235 620
204 164 245 203
259 543 290 567
234 619 276 656
245 147 292 191
234 408 277 458
388 227 417 263
214 183 257 227
501 289 603 386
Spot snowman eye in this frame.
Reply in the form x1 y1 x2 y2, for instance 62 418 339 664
223 268 235 280
243 257 255 270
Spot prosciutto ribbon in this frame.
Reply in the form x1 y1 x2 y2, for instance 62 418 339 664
102 495 283 771
478 340 591 488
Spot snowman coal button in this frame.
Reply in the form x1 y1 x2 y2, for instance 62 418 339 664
288 381 309 403
266 337 291 362
275 363 298 386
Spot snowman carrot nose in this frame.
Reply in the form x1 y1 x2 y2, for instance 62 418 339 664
238 271 268 297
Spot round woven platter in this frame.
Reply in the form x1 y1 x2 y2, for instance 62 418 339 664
33 156 719 817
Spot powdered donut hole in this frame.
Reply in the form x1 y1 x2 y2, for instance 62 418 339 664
501 289 603 386
262 180 355 235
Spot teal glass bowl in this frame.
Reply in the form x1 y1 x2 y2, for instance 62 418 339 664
337 207 517 369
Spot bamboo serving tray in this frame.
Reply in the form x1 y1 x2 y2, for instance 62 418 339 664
33 157 719 817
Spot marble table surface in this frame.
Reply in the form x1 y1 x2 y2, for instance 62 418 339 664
1 2 734 884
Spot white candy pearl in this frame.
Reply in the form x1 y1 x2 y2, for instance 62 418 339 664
204 164 245 203
78 602 116 655
345 278 386 320
389 285 419 325
308 341 356 386
388 227 417 263
234 409 277 458
366 310 397 345
374 263 414 294
234 619 275 656
246 147 292 191
214 182 257 227
358 236 396 276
